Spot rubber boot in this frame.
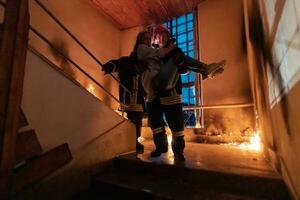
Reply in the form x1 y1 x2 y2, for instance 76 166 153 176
150 132 168 157
172 136 185 161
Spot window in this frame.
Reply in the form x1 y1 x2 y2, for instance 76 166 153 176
164 12 202 127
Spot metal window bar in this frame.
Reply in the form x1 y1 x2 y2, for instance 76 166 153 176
169 12 199 127
183 103 255 110
184 110 195 127
193 9 203 128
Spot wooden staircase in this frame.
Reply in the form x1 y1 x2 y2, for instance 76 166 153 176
13 110 72 193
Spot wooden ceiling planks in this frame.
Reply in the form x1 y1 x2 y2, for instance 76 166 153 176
89 0 123 28
135 0 167 25
159 0 188 19
88 0 205 29
183 0 200 11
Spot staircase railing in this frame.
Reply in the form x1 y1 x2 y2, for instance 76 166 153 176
0 0 131 113
34 0 131 96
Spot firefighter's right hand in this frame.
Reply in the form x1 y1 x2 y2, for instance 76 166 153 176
101 62 115 75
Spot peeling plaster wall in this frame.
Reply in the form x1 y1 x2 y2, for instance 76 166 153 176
244 0 300 199
28 0 121 110
197 0 254 134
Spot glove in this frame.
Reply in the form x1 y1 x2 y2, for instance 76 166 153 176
101 62 115 75
202 60 226 80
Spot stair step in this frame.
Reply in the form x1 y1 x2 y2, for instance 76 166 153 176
93 173 165 200
18 109 28 129
102 153 290 200
93 170 266 200
13 143 72 192
15 129 42 164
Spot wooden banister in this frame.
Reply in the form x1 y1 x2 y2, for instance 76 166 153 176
0 0 29 198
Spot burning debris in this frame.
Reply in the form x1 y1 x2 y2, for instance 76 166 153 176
193 125 262 151
189 108 262 151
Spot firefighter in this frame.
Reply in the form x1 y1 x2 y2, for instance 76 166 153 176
135 28 186 160
101 42 148 154
138 25 225 161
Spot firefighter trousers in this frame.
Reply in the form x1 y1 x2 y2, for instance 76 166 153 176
147 95 185 154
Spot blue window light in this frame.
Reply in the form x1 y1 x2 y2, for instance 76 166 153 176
163 12 198 127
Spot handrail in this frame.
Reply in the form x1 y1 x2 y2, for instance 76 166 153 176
30 26 126 107
34 0 131 96
183 103 254 110
0 0 131 110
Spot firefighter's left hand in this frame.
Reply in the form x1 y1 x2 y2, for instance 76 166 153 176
101 62 115 74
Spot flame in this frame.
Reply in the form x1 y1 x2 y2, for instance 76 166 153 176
166 127 172 146
250 131 262 150
221 130 262 152
87 84 95 95
239 130 262 151
137 136 144 143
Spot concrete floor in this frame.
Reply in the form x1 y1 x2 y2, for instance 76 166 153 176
89 140 289 200
132 140 281 180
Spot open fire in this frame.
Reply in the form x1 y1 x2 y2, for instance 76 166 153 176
221 130 262 151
